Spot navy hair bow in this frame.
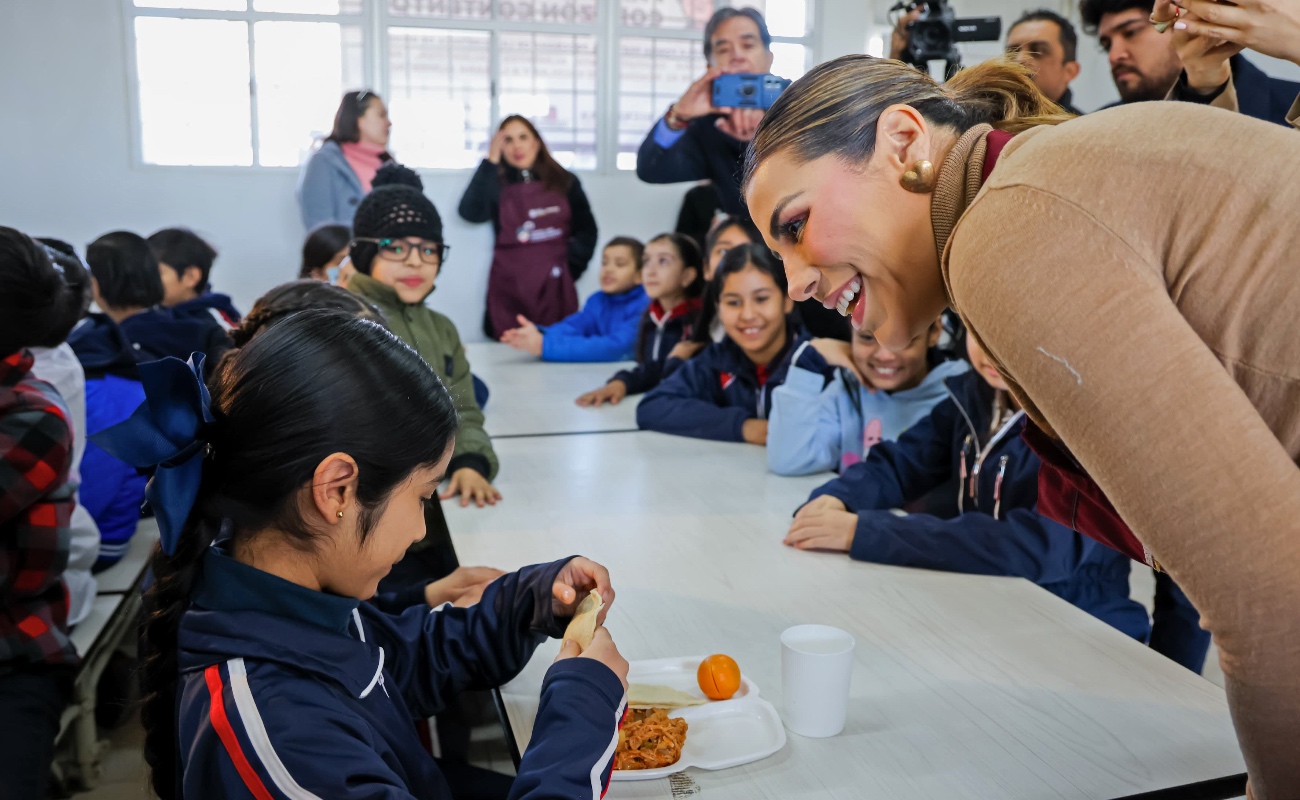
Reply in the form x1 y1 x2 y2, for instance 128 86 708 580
91 354 213 556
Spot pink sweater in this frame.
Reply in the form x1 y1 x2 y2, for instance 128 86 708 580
340 141 386 192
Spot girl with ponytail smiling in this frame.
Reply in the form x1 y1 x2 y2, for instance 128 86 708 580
100 310 628 799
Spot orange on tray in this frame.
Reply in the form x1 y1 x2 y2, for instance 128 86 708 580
697 654 742 701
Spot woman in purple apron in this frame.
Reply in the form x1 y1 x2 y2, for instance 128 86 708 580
458 115 599 338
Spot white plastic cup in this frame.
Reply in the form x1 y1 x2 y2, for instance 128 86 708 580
780 624 856 738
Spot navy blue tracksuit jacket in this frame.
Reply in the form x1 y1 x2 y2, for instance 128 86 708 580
176 548 626 799
637 331 822 442
808 370 1152 643
610 297 702 395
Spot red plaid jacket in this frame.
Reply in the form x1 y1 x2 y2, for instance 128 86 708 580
1 350 77 671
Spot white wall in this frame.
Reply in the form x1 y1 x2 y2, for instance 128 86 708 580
0 0 691 342
3 0 1295 341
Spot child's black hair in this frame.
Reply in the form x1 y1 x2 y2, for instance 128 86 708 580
232 280 385 348
704 215 761 259
603 236 645 269
645 232 706 299
300 224 354 279
147 228 219 291
0 227 90 355
138 309 458 799
86 230 164 310
692 242 788 345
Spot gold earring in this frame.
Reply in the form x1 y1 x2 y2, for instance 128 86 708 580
900 160 937 194
337 511 344 519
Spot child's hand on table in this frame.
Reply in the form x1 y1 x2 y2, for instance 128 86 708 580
441 468 502 508
576 380 628 407
500 315 543 356
784 507 857 552
795 494 847 518
741 418 769 445
425 566 506 607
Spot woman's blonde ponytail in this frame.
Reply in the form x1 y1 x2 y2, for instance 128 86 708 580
745 55 1073 189
944 57 1075 133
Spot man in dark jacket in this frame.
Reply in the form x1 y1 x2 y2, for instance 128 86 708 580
1005 10 1086 115
635 8 775 218
1080 0 1300 125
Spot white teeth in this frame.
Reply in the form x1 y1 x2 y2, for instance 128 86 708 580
835 277 862 316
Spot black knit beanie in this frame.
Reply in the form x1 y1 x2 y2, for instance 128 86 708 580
350 185 442 274
372 162 424 191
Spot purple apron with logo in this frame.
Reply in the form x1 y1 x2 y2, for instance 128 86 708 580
487 178 577 337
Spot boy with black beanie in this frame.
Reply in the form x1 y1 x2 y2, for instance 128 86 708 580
345 183 501 515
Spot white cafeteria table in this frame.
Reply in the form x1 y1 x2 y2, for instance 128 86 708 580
449 344 1246 799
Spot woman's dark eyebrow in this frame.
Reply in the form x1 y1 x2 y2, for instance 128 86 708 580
769 192 804 239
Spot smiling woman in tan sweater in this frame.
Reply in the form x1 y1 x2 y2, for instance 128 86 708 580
743 55 1300 798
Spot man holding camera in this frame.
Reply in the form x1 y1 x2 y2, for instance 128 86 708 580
1081 0 1298 126
890 6 1084 113
635 7 774 219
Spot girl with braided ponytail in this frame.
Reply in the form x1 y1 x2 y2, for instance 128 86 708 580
744 54 1300 795
102 310 628 799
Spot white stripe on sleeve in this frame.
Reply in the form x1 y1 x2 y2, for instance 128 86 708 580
226 658 325 800
588 695 628 800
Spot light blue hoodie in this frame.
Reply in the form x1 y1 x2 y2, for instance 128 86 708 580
767 342 970 476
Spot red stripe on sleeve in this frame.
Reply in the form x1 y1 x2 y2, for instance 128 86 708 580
205 664 276 800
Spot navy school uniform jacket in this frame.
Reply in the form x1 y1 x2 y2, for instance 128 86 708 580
117 307 231 370
806 369 1151 642
170 292 243 332
637 328 827 442
177 546 626 800
610 297 703 395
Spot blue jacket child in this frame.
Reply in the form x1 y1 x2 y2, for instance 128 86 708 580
66 315 147 568
803 369 1152 642
768 342 970 476
539 285 650 362
177 546 626 799
637 328 823 443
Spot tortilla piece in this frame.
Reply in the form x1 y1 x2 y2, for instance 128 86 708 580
562 588 604 649
627 684 708 709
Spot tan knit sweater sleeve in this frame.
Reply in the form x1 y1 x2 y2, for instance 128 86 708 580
948 186 1300 799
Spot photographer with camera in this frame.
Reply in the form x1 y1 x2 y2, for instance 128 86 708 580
1082 0 1299 126
635 7 774 219
891 5 1081 113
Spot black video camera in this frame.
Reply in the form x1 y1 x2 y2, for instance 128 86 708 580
896 0 1001 79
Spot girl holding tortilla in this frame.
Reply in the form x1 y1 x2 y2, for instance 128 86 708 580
742 54 1300 796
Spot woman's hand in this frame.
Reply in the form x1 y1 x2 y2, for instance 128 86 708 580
554 627 630 690
551 557 614 623
488 129 507 165
795 494 848 519
810 338 866 386
425 566 506 607
440 468 502 508
1174 0 1300 66
576 380 628 407
500 315 544 357
784 508 858 552
741 418 769 445
1156 0 1242 92
667 340 704 361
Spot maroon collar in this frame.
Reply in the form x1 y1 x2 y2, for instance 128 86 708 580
981 129 1016 183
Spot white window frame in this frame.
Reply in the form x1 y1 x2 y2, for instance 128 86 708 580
121 0 821 175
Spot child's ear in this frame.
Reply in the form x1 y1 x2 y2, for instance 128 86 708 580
928 317 944 347
311 453 360 525
680 267 699 290
783 295 795 314
183 266 204 291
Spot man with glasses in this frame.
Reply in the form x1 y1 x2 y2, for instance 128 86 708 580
635 7 775 220
1005 10 1085 115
